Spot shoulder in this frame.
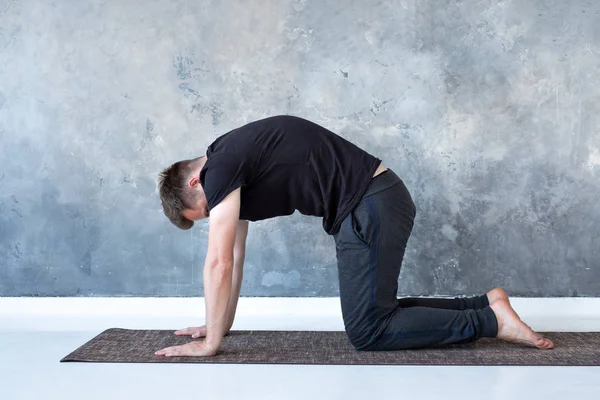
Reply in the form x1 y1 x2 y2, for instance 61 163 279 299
248 114 312 128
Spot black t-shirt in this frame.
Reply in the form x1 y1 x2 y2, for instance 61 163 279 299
199 115 381 235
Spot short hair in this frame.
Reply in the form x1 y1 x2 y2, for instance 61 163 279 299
158 157 204 230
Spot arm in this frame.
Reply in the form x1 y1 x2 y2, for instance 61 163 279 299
155 188 241 357
224 219 249 332
171 219 248 339
203 188 242 349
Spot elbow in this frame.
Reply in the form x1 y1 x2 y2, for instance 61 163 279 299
204 260 234 282
207 258 234 272
233 247 245 261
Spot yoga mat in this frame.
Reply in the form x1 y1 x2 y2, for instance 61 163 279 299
61 329 600 366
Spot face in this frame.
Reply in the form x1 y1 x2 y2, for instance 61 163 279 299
182 203 209 221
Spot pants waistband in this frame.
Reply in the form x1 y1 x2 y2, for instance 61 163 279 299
363 169 403 198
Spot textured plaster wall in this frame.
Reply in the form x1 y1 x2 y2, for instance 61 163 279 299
1 0 599 296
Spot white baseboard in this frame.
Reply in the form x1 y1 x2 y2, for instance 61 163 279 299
1 297 599 332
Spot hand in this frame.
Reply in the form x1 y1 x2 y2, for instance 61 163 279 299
174 325 207 339
174 325 230 339
155 340 219 357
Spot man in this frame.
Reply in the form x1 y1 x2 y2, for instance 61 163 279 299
155 115 554 357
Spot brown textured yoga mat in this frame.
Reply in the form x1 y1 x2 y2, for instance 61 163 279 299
61 329 600 366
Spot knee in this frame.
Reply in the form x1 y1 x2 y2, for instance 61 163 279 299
344 326 373 350
343 309 396 350
349 332 418 351
346 333 386 352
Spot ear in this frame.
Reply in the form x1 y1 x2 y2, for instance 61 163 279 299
189 176 200 188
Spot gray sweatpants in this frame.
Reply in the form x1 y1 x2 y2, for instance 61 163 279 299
333 169 498 350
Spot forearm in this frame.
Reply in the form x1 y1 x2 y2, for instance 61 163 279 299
204 261 233 348
224 220 248 332
224 256 244 331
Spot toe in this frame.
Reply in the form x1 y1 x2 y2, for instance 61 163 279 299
534 338 546 349
536 338 554 350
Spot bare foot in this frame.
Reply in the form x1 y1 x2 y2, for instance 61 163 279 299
486 288 509 305
490 299 555 350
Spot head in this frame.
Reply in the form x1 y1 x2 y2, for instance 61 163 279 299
158 156 209 230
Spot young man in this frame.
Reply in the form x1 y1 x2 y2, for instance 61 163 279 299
155 115 554 357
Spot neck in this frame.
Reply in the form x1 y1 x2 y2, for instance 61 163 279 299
192 155 207 174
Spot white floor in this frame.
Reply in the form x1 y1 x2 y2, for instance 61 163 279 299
1 298 600 400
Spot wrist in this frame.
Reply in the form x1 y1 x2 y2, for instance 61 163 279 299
204 335 223 349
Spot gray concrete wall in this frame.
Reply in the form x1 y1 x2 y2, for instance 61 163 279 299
1 0 599 297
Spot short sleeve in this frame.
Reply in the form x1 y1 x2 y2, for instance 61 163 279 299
199 155 247 210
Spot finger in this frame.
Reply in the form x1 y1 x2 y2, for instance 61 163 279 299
159 345 183 357
174 327 194 335
155 347 172 356
166 347 181 357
